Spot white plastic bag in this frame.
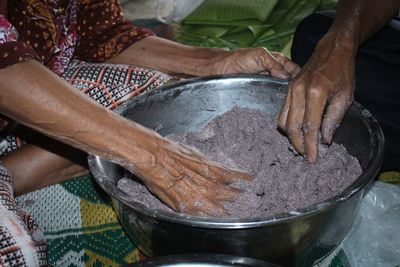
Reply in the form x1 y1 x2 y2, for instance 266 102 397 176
341 182 400 267
156 0 204 24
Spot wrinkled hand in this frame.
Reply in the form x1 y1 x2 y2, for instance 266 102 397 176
278 34 356 163
127 136 253 216
211 47 300 79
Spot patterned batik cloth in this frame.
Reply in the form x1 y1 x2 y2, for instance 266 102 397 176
0 15 18 43
0 164 47 266
1 0 154 73
0 0 157 155
61 60 169 110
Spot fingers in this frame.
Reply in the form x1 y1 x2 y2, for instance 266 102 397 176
207 163 253 183
303 84 329 163
220 47 299 79
282 78 331 162
178 176 228 216
215 186 242 201
171 144 253 184
256 48 290 79
279 73 352 163
278 86 292 131
285 82 306 154
321 92 353 144
271 52 301 78
142 145 251 217
172 174 231 216
169 141 253 184
192 200 226 217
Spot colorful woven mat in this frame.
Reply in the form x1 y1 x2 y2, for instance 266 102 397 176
15 173 354 267
17 174 145 266
17 172 399 266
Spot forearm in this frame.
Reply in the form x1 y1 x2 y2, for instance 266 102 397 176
0 60 161 166
106 36 226 76
2 144 88 195
327 0 400 49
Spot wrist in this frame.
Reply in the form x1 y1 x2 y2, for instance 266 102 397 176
325 15 363 51
180 47 227 76
113 36 224 77
104 116 163 171
316 31 358 59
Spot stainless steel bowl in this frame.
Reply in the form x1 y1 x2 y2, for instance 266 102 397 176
125 254 281 267
88 75 384 267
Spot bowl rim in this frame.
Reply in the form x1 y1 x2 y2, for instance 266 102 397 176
122 253 282 267
88 74 385 229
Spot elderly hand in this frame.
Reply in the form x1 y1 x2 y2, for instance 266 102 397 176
126 135 253 216
278 33 356 163
210 48 300 79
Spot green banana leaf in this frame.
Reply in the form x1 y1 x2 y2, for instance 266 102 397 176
183 0 278 26
175 0 337 56
180 24 234 38
255 0 321 42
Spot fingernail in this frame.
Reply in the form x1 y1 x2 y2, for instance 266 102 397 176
322 132 333 145
307 154 317 164
278 72 289 79
322 137 331 145
271 69 289 79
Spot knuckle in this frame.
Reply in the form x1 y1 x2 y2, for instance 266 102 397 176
257 46 269 54
290 78 307 91
302 121 319 135
334 91 354 109
307 84 325 98
253 47 267 58
287 123 301 136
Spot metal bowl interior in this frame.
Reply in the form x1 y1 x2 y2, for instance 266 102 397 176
89 74 383 226
124 254 282 267
88 74 384 265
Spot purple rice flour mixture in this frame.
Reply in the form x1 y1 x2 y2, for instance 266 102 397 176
118 106 362 218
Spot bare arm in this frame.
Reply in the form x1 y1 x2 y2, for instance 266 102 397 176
331 0 399 46
0 60 150 163
0 60 251 215
107 36 300 78
279 0 400 163
3 143 89 195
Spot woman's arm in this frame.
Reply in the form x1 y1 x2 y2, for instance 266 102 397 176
3 143 88 195
0 60 251 215
106 36 300 78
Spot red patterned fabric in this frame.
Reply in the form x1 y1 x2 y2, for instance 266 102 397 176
0 0 154 74
0 15 17 43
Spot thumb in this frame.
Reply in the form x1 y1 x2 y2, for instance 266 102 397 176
257 48 289 79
